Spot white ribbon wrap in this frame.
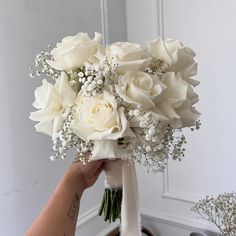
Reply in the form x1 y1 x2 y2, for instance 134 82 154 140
121 159 141 236
104 159 123 188
103 159 141 236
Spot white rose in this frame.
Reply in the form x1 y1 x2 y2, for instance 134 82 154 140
116 71 166 109
29 72 76 136
148 38 199 86
158 72 200 127
47 32 102 70
107 42 149 73
73 91 134 159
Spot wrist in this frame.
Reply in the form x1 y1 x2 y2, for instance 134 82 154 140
63 164 86 193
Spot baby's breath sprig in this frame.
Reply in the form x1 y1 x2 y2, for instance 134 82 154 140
78 65 105 97
50 108 93 163
78 57 118 97
146 58 169 76
191 120 201 131
29 46 61 79
191 192 236 236
130 111 195 173
133 127 186 173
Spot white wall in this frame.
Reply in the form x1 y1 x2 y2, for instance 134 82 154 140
126 0 236 235
0 1 104 235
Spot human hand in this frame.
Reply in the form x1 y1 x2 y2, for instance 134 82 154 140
69 153 105 191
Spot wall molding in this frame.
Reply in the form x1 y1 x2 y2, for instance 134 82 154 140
153 0 164 38
100 0 109 45
100 0 127 45
76 205 99 228
162 162 204 203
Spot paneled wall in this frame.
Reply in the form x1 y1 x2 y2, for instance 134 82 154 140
126 0 236 235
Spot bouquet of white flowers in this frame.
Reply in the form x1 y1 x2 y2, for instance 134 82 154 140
29 32 200 235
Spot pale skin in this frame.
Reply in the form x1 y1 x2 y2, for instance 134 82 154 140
25 155 105 236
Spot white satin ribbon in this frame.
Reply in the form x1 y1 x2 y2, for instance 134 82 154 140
121 159 141 236
104 159 123 188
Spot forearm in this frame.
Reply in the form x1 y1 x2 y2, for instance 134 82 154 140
25 164 84 236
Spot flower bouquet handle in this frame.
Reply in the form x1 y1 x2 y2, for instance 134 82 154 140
99 159 123 222
98 159 141 236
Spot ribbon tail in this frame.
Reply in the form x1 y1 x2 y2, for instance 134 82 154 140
121 159 141 236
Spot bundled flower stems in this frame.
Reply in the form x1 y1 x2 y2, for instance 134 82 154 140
29 32 201 235
98 160 123 222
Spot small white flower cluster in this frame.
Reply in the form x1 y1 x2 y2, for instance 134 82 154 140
146 59 169 76
50 108 91 162
191 192 236 236
30 46 60 79
79 71 103 97
118 105 187 172
129 111 189 173
128 107 142 117
78 59 117 97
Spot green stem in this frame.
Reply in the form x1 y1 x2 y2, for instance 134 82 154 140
98 188 122 222
98 190 106 216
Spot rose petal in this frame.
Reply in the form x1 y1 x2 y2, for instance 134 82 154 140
176 100 201 127
122 48 148 61
158 101 182 128
35 121 53 136
127 82 155 109
184 77 200 87
32 80 50 109
164 39 183 54
29 109 59 122
55 72 76 108
162 72 188 108
148 38 172 65
53 113 63 133
33 79 61 111
150 107 169 122
169 47 197 77
116 59 149 74
88 107 134 140
73 121 95 141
